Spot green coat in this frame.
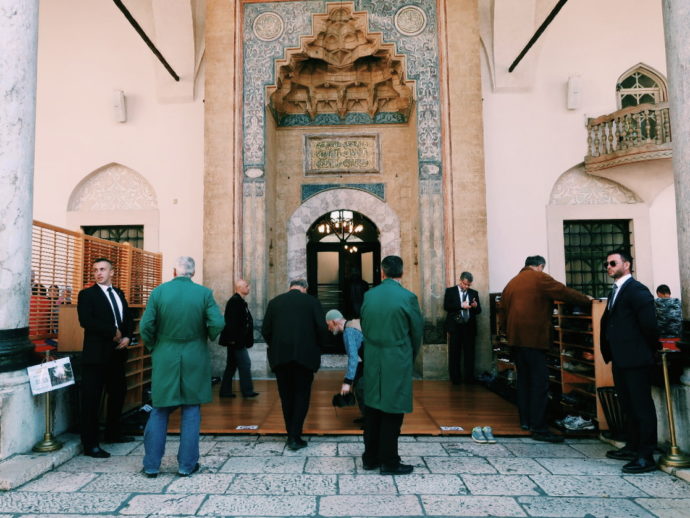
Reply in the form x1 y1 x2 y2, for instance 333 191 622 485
361 278 424 413
140 276 225 407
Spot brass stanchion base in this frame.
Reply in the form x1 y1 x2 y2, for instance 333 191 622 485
659 448 690 469
32 434 63 453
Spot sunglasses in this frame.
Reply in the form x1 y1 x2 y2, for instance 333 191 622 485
603 260 618 268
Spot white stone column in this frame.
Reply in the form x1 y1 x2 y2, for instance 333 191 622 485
0 0 39 371
663 0 690 321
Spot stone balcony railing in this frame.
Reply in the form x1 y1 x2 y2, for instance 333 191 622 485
584 102 672 172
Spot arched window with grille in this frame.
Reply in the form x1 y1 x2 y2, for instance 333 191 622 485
616 64 667 109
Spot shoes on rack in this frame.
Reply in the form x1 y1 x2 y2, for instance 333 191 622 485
481 426 496 444
471 426 488 443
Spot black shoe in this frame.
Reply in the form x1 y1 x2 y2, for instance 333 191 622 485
142 469 158 478
606 447 637 461
531 431 564 443
520 423 530 431
219 393 236 398
380 463 414 475
105 435 135 443
242 392 260 398
178 463 200 476
84 446 111 458
622 457 657 474
361 455 380 470
353 417 365 424
286 438 307 451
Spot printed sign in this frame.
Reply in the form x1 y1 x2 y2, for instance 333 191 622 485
439 426 464 431
27 357 75 395
235 425 260 430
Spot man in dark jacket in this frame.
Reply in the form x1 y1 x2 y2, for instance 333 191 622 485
77 257 134 458
219 279 258 398
262 278 328 450
501 255 591 443
444 271 481 384
601 250 659 473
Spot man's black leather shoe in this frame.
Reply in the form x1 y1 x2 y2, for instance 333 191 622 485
286 438 307 451
142 469 158 478
622 457 657 474
219 393 236 398
361 456 380 470
243 392 260 398
531 431 564 443
380 463 414 475
606 447 637 461
84 446 111 458
105 435 135 443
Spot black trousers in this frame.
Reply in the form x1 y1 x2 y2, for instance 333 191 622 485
363 406 404 467
448 324 476 383
613 364 657 458
274 362 314 439
81 359 126 448
514 346 549 432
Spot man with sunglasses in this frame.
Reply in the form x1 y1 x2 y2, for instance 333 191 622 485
601 250 659 473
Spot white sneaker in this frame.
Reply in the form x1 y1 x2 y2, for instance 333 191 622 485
471 426 488 443
482 426 496 444
565 416 595 431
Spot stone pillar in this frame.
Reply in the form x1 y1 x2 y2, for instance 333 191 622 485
0 0 40 372
662 1 690 334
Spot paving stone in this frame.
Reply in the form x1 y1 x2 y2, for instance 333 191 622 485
56 455 144 473
535 457 630 475
517 496 655 517
17 471 97 492
310 435 363 442
530 474 645 497
462 474 540 495
0 436 81 490
129 441 180 455
283 442 338 456
228 474 337 495
219 456 305 474
0 492 128 513
338 442 365 456
635 497 690 518
81 472 176 492
414 435 472 442
487 458 550 475
199 495 316 516
625 473 690 497
207 441 275 456
195 455 229 470
100 441 141 455
16 515 151 518
421 495 526 516
504 443 585 458
442 442 515 457
398 442 449 456
425 456 497 474
395 473 467 495
567 442 612 458
319 495 423 516
119 494 206 515
162 472 233 493
338 474 397 494
214 435 260 442
305 456 356 474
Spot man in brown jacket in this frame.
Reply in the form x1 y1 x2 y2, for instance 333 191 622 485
501 255 591 442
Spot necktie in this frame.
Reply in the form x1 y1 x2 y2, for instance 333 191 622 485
608 283 618 310
461 291 470 322
107 287 123 329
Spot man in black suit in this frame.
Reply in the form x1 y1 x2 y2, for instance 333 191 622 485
262 278 327 451
444 271 481 384
219 279 258 398
601 250 659 473
77 257 134 458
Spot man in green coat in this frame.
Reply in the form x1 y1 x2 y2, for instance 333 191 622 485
361 255 423 475
140 256 225 477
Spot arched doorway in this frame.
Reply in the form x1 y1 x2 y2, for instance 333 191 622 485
306 209 381 319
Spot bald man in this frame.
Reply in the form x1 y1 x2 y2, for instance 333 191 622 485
219 279 258 398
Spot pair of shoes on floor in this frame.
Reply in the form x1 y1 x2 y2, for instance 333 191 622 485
286 437 308 451
531 430 564 443
84 446 111 458
178 463 200 477
622 456 657 474
380 463 414 475
104 435 135 443
606 447 637 461
243 392 260 398
471 426 496 444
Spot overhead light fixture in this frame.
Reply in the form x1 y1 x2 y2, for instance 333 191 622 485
317 209 363 244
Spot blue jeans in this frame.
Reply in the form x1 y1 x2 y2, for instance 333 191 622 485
143 404 200 474
220 347 254 396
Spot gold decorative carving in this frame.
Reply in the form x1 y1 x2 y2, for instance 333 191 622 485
305 135 379 174
267 2 413 121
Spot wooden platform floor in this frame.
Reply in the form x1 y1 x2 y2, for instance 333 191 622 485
169 371 529 436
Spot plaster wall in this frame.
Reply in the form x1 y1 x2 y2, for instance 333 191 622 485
481 0 674 292
33 0 205 282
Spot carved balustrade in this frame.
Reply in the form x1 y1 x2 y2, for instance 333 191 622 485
585 102 672 172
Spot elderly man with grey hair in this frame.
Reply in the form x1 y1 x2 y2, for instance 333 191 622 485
140 256 225 477
262 278 328 450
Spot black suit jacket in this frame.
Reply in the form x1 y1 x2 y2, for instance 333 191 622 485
77 284 134 365
443 286 481 334
218 293 254 349
261 289 328 372
600 277 658 369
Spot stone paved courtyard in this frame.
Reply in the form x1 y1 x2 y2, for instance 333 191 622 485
1 435 690 517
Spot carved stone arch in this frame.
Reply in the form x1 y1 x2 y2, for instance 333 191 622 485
287 188 400 280
616 63 668 108
549 164 641 205
68 163 158 211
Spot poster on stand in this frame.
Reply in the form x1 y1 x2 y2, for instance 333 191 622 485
27 357 75 395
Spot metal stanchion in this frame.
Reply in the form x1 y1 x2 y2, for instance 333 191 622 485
658 345 690 469
32 347 63 453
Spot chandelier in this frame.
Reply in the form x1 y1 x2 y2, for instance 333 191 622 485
317 210 364 244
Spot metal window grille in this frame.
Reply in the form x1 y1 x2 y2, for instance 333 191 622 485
563 220 632 298
82 225 144 250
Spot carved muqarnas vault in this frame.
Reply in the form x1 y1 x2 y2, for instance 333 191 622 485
268 2 414 123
